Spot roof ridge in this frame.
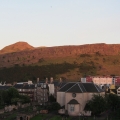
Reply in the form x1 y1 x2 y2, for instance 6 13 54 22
80 83 87 92
93 83 100 92
66 83 76 92
78 83 83 93
59 82 69 91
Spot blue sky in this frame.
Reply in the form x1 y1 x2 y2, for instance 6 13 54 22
0 0 120 49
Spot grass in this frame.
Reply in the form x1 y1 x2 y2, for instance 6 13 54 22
4 113 16 120
30 114 47 120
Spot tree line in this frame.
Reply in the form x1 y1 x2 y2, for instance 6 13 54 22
85 93 120 116
0 87 30 109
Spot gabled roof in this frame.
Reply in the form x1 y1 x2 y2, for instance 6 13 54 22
58 82 104 93
68 99 79 104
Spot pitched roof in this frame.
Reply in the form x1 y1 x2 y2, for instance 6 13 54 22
59 82 76 92
67 84 83 93
82 83 100 93
58 82 104 93
57 82 66 88
94 84 104 92
68 99 79 104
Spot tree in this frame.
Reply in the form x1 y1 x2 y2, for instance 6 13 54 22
49 94 56 102
105 93 120 111
11 98 20 105
46 102 61 111
86 94 107 115
51 102 61 111
19 95 30 103
2 90 10 105
0 90 4 107
8 87 19 99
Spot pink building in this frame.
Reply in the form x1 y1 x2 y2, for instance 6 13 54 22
115 77 120 86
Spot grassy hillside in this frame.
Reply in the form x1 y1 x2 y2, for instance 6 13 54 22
0 53 120 83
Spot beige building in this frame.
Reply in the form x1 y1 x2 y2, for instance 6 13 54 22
57 82 105 116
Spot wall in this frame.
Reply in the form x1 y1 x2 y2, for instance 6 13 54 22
57 92 65 107
65 93 88 114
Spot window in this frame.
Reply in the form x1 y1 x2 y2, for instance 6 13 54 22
70 105 74 112
72 93 76 98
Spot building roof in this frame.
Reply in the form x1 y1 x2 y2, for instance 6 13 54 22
0 86 12 90
59 82 104 93
59 82 76 92
67 84 83 93
68 99 79 104
14 84 23 89
14 84 35 89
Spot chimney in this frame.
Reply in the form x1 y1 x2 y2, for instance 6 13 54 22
50 77 53 83
59 78 62 83
37 78 39 83
46 78 48 84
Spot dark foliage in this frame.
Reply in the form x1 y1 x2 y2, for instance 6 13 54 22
48 94 56 102
80 54 91 57
79 61 97 76
86 94 107 115
0 62 77 83
0 88 30 107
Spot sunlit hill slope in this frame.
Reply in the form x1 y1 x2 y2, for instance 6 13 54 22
0 42 120 83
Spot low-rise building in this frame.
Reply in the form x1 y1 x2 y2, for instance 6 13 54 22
57 82 105 116
14 82 36 102
36 82 49 105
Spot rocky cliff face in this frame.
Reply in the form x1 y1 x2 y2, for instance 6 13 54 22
0 43 120 68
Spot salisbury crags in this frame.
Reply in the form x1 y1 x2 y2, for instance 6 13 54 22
0 42 120 68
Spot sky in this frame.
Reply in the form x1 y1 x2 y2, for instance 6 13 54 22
0 0 120 49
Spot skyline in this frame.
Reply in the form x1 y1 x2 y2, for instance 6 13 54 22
0 0 120 49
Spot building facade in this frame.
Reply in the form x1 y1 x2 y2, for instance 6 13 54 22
57 82 105 116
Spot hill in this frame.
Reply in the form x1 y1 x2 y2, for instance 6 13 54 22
0 41 34 54
0 42 120 83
